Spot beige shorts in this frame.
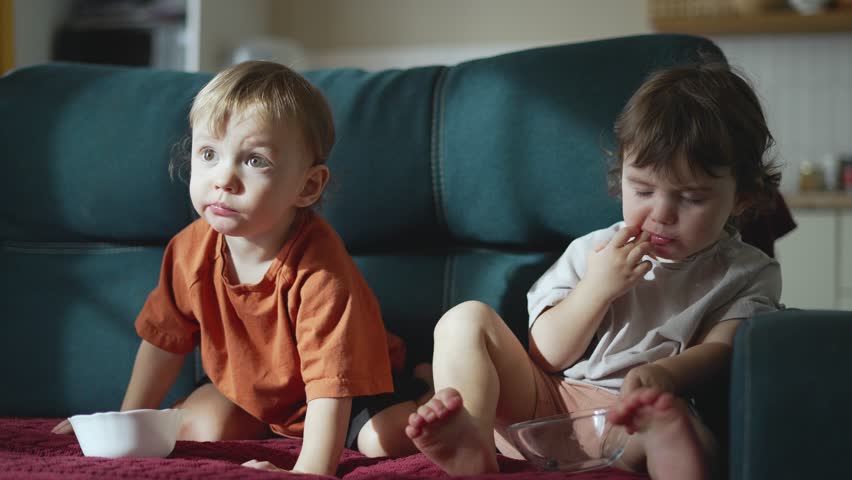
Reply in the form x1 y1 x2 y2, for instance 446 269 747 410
494 356 618 459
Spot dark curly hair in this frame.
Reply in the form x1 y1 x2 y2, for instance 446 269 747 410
607 61 781 219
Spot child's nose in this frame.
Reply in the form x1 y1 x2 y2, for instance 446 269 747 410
214 164 239 192
651 200 677 225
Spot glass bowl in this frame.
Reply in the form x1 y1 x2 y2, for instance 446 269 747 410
68 408 183 458
506 408 629 472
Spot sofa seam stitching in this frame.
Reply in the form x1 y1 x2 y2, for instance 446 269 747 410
442 253 456 313
430 67 450 233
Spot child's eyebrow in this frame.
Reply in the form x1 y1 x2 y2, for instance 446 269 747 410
625 175 654 187
625 175 712 192
242 139 278 153
679 185 713 193
192 132 217 142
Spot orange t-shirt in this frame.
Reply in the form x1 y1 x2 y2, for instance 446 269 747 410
135 210 397 437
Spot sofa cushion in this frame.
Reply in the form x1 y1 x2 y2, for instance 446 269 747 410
730 310 852 480
0 243 196 416
0 63 208 243
304 67 446 252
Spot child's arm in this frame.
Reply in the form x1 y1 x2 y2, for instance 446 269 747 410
621 319 741 396
121 339 188 410
291 396 352 476
530 226 652 372
53 339 186 434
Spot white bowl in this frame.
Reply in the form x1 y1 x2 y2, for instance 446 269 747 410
507 408 629 472
69 409 183 458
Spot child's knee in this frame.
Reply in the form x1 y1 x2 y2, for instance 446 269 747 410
356 404 418 458
177 413 223 442
357 426 413 458
434 301 499 340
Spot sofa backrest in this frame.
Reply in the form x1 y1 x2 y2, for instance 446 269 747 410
0 34 722 416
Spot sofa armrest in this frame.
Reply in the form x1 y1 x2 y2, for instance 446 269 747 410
730 309 852 480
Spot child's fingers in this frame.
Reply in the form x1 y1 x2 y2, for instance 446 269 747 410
633 259 653 277
242 460 285 472
51 419 73 434
610 225 640 248
626 238 652 265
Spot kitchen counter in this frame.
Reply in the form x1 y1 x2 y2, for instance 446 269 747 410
784 191 852 209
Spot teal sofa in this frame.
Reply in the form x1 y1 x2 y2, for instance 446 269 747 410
1 34 850 480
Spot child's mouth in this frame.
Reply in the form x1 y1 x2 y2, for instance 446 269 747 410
650 234 673 246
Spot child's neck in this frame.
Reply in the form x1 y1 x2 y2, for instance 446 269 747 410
223 213 300 285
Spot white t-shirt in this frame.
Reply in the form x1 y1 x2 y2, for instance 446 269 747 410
527 221 782 392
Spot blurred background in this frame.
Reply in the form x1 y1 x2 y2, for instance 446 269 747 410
2 0 851 310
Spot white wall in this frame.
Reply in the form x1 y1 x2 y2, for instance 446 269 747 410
714 33 852 194
186 0 271 72
265 0 851 195
13 0 71 68
12 0 851 195
269 0 651 69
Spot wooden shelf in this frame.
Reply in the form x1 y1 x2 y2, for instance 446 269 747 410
785 191 852 209
652 9 852 34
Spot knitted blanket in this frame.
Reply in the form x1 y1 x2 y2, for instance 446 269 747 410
0 418 646 479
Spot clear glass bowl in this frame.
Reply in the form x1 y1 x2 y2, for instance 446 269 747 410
506 408 629 472
69 408 183 458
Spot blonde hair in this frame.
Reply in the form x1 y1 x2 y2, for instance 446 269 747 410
189 60 335 166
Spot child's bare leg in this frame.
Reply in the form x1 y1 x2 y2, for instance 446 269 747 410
405 301 538 476
356 363 435 457
607 388 710 480
175 383 269 441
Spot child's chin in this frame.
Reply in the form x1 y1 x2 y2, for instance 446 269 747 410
205 217 242 236
651 247 679 263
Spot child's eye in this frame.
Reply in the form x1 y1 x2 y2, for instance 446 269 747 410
682 196 706 205
246 156 271 168
635 191 653 198
201 149 216 162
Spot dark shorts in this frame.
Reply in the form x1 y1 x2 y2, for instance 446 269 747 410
196 371 430 451
345 370 430 450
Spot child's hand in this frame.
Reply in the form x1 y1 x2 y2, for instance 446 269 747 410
621 364 676 396
51 418 74 435
583 225 653 303
242 459 291 473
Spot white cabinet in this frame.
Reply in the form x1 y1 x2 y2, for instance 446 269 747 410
840 212 852 306
776 194 852 311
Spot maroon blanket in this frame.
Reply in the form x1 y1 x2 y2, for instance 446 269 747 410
0 418 646 479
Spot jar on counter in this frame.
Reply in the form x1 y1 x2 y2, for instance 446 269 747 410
798 161 824 191
822 153 840 191
842 157 852 194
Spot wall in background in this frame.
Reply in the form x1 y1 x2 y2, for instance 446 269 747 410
12 0 71 69
268 0 651 70
715 33 852 193
186 0 270 72
8 0 850 194
267 1 851 195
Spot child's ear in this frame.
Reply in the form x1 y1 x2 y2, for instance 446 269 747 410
295 164 330 208
732 193 752 217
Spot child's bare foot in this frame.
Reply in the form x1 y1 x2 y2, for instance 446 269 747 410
405 388 499 476
607 388 708 480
